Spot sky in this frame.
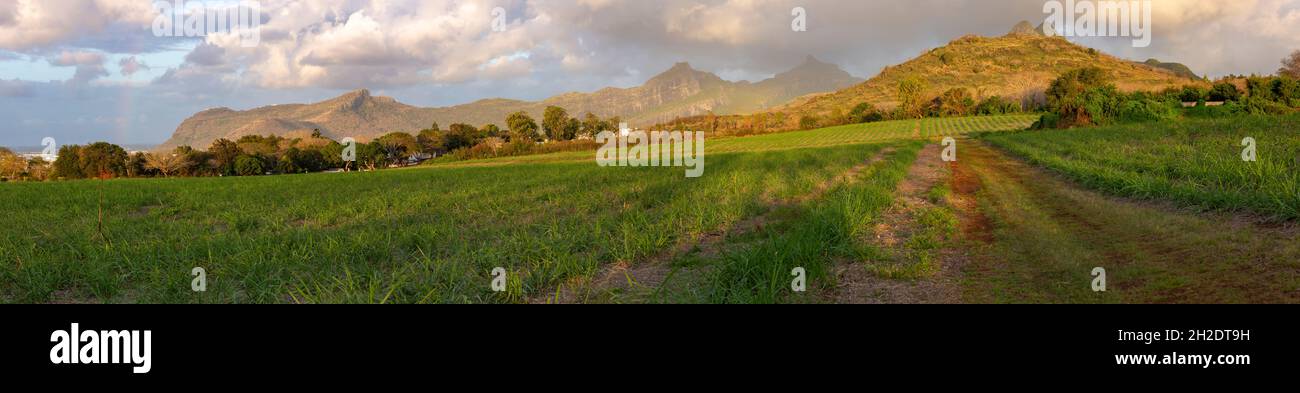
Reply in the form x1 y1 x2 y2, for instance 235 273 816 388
1 0 1298 148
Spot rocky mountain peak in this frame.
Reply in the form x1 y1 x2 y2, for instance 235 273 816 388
1007 20 1045 37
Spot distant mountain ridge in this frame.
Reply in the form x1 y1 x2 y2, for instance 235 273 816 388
157 57 862 150
1141 59 1200 79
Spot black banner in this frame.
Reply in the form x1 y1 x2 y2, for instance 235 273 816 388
1 305 1291 382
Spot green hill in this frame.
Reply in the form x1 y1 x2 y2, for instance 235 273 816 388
777 25 1205 119
1141 59 1200 79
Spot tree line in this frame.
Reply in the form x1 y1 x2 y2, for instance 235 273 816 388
659 80 1027 137
4 106 625 182
1035 67 1300 129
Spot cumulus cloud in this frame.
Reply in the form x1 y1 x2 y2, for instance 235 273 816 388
5 0 1300 147
48 50 108 84
119 56 149 76
8 0 1300 90
0 0 157 52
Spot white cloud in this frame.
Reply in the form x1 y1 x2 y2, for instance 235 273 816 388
47 50 108 84
0 0 157 52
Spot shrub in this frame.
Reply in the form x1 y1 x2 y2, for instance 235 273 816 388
1239 96 1294 115
1185 103 1238 118
1118 99 1179 123
1179 86 1208 102
1031 113 1062 129
975 95 1020 115
1208 82 1241 102
234 155 264 176
927 88 975 117
799 116 820 130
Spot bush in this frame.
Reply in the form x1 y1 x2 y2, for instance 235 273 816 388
1179 86 1207 102
848 102 884 123
1118 99 1179 123
1185 103 1238 118
1208 82 1241 102
1031 113 1061 129
1239 96 1294 115
799 116 820 130
927 88 976 117
975 95 1020 115
234 155 265 176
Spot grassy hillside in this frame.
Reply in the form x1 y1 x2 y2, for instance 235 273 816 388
781 33 1204 118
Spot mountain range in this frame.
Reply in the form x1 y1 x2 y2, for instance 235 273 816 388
157 56 862 150
159 21 1205 151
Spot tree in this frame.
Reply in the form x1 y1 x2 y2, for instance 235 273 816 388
181 149 215 177
563 118 581 141
849 103 883 123
320 141 347 169
375 132 419 164
542 106 570 141
1270 76 1299 104
25 157 51 181
799 115 820 130
233 155 264 176
125 152 149 177
417 129 445 155
144 152 190 178
1209 82 1241 102
53 145 83 179
1179 86 1208 102
1280 50 1300 79
975 96 1020 115
236 134 281 156
443 123 483 152
1044 67 1116 127
356 142 387 171
581 112 605 138
506 111 539 142
0 147 26 180
208 138 242 176
481 124 503 139
929 88 976 117
77 142 129 178
896 76 928 119
1046 67 1111 107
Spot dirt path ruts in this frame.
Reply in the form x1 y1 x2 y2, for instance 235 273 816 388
956 141 1300 303
833 142 965 304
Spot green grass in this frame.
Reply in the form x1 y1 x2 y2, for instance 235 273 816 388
0 114 1045 304
703 141 923 303
1 144 897 303
983 113 1300 219
957 143 1300 304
